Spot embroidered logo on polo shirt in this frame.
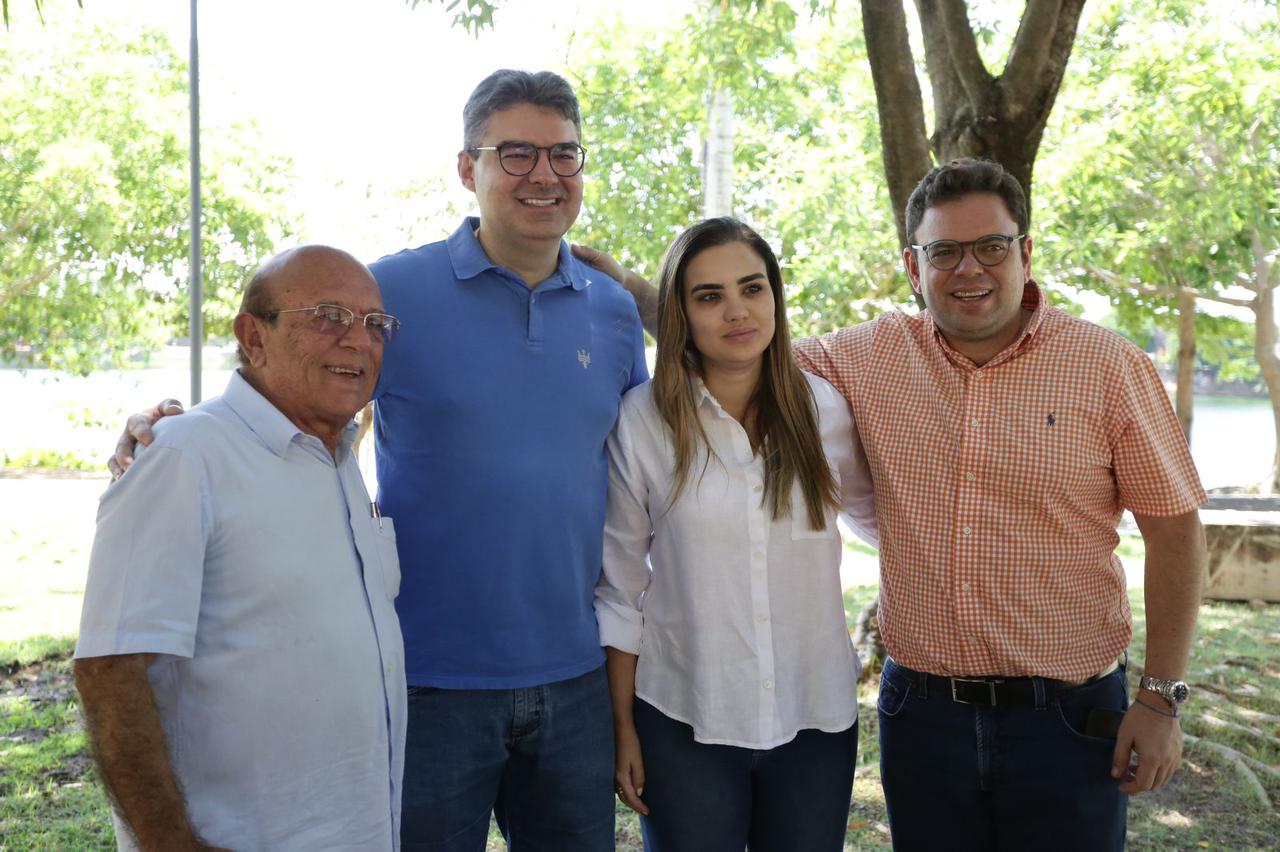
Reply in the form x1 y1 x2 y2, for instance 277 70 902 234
1047 413 1056 427
577 349 592 369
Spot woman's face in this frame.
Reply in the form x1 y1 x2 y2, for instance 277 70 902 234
681 241 776 376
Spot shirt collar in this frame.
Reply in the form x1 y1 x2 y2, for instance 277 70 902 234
222 370 359 462
446 216 587 292
692 376 735 421
928 279 1048 370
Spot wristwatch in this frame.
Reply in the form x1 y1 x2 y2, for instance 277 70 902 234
1139 675 1190 705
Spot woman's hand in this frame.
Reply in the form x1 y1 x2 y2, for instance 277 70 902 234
613 722 650 816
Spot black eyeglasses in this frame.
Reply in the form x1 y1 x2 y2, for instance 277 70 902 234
468 141 587 177
910 234 1026 271
265 303 401 343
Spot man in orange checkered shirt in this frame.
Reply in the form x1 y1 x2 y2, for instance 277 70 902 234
581 157 1206 851
790 159 1206 850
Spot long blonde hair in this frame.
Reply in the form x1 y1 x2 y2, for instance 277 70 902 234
652 217 838 530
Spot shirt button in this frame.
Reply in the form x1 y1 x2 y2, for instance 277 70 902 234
763 680 774 690
970 417 980 427
961 581 971 591
962 527 972 536
752 484 763 494
756 614 768 623
754 551 764 560
966 473 976 482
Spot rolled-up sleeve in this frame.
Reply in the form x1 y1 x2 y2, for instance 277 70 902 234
811 374 879 547
595 398 653 654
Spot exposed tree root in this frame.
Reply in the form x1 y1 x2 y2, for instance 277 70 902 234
1183 733 1277 812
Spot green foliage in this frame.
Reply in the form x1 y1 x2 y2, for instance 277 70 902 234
574 3 909 338
1038 0 1278 364
404 0 498 36
1 0 82 30
0 449 97 471
0 24 293 374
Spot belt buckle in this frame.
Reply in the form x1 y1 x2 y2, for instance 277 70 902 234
951 677 1001 705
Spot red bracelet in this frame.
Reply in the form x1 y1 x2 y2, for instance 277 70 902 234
1134 696 1179 718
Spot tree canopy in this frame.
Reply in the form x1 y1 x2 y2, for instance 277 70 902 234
0 24 292 373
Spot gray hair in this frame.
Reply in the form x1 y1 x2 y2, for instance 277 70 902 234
462 69 582 150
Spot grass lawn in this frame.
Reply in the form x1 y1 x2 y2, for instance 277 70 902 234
2 480 1278 849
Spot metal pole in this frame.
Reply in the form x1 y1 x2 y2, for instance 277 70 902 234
188 0 203 404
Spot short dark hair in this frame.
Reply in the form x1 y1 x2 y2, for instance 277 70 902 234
904 158 1029 245
462 69 582 150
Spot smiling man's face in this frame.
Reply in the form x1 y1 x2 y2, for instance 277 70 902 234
458 102 584 259
240 248 384 448
904 191 1033 366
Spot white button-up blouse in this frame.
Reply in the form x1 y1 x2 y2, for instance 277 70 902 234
596 372 878 749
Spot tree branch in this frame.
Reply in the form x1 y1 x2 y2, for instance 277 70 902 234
930 0 992 105
1085 265 1257 308
0 260 59 308
1003 0 1086 149
861 0 933 247
1004 0 1062 109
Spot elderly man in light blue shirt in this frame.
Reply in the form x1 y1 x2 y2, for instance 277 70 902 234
75 246 406 852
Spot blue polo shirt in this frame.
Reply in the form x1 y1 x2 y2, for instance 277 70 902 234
370 218 648 688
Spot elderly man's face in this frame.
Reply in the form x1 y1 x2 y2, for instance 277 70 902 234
249 252 384 441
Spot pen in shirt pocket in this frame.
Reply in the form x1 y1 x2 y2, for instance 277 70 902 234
370 500 383 530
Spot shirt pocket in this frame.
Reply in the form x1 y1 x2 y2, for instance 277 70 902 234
370 516 401 600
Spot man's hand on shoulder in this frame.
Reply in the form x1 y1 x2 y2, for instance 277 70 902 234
109 398 186 481
571 244 658 335
1112 696 1182 794
570 243 628 286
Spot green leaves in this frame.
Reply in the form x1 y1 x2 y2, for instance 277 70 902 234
573 2 909 336
404 0 498 36
1038 0 1278 383
0 24 292 373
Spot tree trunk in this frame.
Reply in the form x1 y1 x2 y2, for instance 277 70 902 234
1251 233 1280 493
1176 289 1196 440
858 0 1089 241
860 0 932 248
703 87 735 218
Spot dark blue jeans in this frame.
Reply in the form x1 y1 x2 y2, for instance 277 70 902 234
878 656 1128 851
400 666 615 852
633 698 859 852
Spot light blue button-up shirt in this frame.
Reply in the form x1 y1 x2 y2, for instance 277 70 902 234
77 371 406 851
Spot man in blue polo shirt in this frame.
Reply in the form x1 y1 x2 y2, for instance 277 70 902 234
370 70 646 849
112 69 645 851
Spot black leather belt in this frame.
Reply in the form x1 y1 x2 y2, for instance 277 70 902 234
894 658 1121 707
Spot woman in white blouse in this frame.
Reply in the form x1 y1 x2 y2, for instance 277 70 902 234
594 217 878 852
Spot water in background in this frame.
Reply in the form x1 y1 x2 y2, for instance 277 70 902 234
0 364 1274 492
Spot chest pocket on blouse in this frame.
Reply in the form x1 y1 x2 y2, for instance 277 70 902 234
370 517 401 599
791 466 842 540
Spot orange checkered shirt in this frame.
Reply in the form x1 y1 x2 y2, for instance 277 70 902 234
794 282 1205 681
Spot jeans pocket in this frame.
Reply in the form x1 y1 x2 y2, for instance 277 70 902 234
877 660 914 718
1053 671 1128 744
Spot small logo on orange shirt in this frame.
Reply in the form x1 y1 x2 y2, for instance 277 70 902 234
1047 413 1056 427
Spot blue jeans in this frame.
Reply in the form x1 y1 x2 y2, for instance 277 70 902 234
633 698 858 852
877 656 1128 851
400 666 615 852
